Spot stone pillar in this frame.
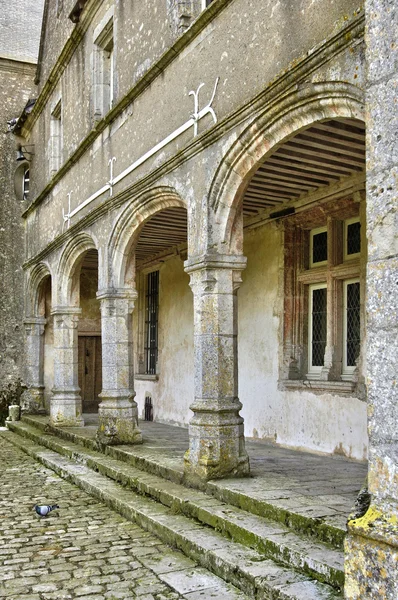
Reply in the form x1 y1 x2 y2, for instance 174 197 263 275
184 254 250 485
96 289 142 446
345 2 398 598
23 317 47 412
50 307 84 427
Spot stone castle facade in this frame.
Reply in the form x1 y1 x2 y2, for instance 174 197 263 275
3 0 398 596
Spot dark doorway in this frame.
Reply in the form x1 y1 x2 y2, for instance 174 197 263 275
78 336 102 413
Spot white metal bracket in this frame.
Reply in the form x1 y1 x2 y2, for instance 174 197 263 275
62 78 220 227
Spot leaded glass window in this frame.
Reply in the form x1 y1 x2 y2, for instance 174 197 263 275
344 279 360 373
309 284 327 372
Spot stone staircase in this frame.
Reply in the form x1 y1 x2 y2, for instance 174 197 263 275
5 415 355 600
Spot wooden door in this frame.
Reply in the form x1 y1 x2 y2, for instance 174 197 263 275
78 336 102 413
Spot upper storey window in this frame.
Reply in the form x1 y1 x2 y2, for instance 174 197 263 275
49 99 62 176
93 15 114 121
201 0 214 8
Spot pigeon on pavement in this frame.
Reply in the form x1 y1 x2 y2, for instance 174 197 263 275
34 504 60 517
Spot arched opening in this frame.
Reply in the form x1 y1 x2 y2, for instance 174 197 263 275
77 249 102 414
128 206 192 426
40 275 53 411
236 117 367 459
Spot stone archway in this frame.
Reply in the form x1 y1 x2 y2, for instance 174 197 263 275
108 185 187 289
208 82 364 256
50 233 99 427
24 262 53 413
96 186 189 446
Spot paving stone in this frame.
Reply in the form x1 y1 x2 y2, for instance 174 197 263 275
0 433 249 600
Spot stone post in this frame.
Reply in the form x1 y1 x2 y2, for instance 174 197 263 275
23 317 47 412
345 2 398 598
50 306 84 426
96 289 142 445
184 254 250 485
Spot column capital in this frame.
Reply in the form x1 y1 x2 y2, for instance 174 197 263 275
24 317 47 326
51 306 82 317
24 317 47 335
97 288 138 315
96 288 138 302
184 253 247 274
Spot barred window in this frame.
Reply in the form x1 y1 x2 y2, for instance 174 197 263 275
145 270 159 375
23 167 30 201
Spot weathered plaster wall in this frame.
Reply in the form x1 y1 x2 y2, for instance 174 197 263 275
134 255 194 426
0 59 36 386
238 222 368 460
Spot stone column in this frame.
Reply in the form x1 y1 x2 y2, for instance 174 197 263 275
96 289 142 445
184 254 250 485
50 306 84 427
345 2 398 598
23 317 47 412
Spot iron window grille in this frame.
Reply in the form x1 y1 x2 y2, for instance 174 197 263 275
144 270 159 375
23 167 29 201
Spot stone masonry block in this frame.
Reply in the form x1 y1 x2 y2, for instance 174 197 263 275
367 78 398 175
366 0 398 84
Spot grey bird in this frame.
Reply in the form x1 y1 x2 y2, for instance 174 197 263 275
34 504 59 517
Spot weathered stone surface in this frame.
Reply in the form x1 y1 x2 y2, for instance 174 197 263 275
184 255 249 483
96 290 142 445
344 0 398 596
0 432 248 600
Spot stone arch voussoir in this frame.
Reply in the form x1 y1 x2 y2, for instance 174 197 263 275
209 82 365 255
26 262 52 317
108 186 187 289
56 232 98 306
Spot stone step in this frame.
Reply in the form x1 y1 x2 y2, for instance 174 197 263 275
20 415 347 550
7 419 344 593
4 428 342 600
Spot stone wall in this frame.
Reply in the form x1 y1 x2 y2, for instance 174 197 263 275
0 0 43 63
0 58 36 387
345 1 398 597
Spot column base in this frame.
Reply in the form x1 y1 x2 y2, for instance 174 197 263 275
20 387 47 415
50 388 84 427
183 402 250 486
96 394 142 446
345 501 398 599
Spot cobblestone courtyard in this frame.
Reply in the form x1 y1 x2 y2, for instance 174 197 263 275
0 433 246 600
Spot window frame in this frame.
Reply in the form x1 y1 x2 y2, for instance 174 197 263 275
49 98 62 175
144 270 159 376
308 282 327 378
22 166 30 201
309 226 328 268
282 199 365 390
92 10 115 122
344 216 361 261
342 277 361 379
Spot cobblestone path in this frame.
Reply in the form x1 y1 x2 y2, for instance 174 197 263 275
0 434 245 600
